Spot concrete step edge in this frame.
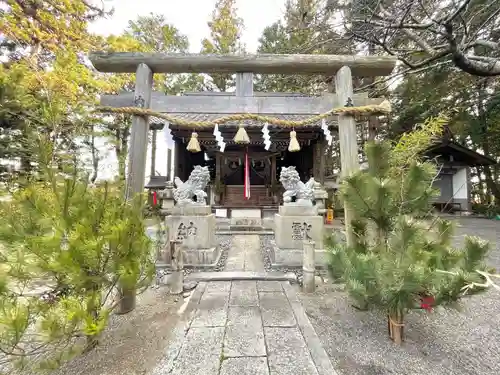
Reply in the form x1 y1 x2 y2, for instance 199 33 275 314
185 271 297 282
216 230 274 235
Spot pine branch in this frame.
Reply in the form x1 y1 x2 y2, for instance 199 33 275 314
436 269 500 292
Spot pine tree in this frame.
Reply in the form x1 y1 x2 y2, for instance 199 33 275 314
201 0 244 92
0 137 155 372
328 140 492 344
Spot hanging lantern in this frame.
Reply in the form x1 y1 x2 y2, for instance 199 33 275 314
288 130 301 152
187 131 201 153
234 124 250 144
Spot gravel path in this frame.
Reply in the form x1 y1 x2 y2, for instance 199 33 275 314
298 217 500 375
52 288 182 375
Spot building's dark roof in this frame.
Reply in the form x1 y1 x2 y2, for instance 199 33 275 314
145 175 168 189
424 140 496 166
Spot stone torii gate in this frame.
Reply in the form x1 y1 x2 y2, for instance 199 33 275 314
90 53 396 246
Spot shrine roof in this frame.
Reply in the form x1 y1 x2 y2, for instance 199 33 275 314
424 140 496 166
165 113 338 129
145 175 168 189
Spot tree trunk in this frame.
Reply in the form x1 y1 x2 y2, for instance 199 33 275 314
388 312 404 344
90 125 99 183
115 128 129 182
482 165 500 206
84 289 101 352
474 167 488 204
116 288 136 315
476 79 500 206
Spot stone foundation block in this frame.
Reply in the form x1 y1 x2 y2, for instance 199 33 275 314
271 245 329 267
184 247 219 267
165 206 217 266
171 205 212 216
279 205 318 216
274 214 324 250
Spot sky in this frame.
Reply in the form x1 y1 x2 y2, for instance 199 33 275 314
87 0 287 181
89 0 286 52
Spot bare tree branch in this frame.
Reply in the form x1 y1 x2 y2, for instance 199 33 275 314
344 0 500 76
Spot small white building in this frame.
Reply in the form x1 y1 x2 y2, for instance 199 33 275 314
423 139 496 212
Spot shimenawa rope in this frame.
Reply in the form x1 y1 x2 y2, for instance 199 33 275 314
95 100 391 129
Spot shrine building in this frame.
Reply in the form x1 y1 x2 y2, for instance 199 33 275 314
169 90 335 210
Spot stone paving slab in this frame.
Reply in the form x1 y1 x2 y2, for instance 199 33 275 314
243 235 265 271
265 327 319 375
230 288 260 306
168 327 225 375
205 281 232 293
151 275 337 375
257 280 284 292
231 280 258 291
219 357 270 375
191 292 229 328
227 305 262 326
282 282 338 375
230 281 259 306
259 291 297 327
151 282 208 375
224 323 266 357
224 234 265 272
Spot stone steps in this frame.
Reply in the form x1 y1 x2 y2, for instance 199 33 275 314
216 230 274 235
185 271 297 282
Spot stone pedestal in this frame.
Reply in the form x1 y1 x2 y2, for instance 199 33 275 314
165 205 218 266
272 205 327 267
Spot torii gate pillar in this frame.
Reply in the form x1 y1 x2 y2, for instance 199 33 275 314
335 66 359 247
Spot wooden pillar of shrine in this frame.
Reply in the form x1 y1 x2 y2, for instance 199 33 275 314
313 138 326 184
271 155 277 184
174 138 183 180
215 153 222 181
166 148 172 181
313 141 320 180
149 122 164 178
271 154 277 202
319 138 326 185
150 126 157 177
215 152 222 204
